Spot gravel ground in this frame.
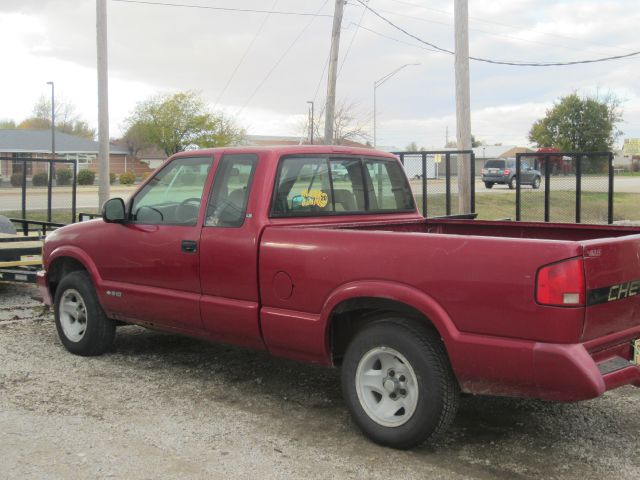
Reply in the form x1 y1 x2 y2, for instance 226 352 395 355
1 282 639 480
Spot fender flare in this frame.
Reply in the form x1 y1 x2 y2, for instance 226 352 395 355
48 245 104 288
320 280 462 353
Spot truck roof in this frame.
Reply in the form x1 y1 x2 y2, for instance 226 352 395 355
172 144 398 160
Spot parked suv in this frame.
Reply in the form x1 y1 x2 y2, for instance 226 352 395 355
481 158 541 189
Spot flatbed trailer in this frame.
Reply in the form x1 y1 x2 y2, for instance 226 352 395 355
0 232 44 284
0 218 65 284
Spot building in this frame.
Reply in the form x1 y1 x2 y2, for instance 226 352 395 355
472 145 533 174
0 129 149 181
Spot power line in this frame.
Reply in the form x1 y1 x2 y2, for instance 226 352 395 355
237 0 330 115
337 2 367 77
354 0 640 67
364 5 628 57
112 0 334 18
381 0 636 55
213 0 279 110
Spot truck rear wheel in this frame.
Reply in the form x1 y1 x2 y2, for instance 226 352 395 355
341 318 459 449
54 271 116 356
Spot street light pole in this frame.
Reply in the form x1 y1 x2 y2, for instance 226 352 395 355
373 63 419 148
46 81 55 223
307 100 314 145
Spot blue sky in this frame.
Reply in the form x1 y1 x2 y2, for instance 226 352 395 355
0 0 638 150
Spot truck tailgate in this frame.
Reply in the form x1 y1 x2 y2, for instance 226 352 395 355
582 234 640 341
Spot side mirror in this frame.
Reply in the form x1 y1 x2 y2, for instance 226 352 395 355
102 198 126 223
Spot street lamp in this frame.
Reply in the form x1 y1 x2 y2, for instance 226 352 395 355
46 81 55 222
373 63 419 148
307 100 314 145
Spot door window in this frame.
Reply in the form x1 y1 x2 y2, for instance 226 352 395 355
205 154 258 227
130 156 212 225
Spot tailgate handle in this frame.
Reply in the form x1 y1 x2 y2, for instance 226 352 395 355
181 240 198 253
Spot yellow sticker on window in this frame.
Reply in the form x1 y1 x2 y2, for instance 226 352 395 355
300 189 328 208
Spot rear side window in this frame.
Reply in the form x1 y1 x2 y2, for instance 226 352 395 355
484 160 505 169
205 154 257 227
271 155 414 217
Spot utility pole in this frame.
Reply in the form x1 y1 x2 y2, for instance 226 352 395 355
454 0 472 214
324 0 344 145
307 101 314 144
97 0 110 209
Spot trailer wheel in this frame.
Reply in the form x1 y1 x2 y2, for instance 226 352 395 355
341 318 459 449
508 176 516 189
54 271 115 356
484 182 494 189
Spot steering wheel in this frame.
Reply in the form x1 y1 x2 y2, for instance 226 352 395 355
175 197 201 224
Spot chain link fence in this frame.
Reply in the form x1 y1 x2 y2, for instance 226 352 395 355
0 157 77 228
516 152 614 224
395 151 475 218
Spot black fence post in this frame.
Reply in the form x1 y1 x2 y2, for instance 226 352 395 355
515 153 521 221
445 153 451 216
421 153 427 217
470 152 476 214
72 160 78 224
543 155 551 222
608 152 614 224
21 159 28 235
575 154 582 223
47 158 53 223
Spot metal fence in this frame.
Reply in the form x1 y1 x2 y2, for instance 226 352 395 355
0 157 78 228
515 152 614 224
394 150 475 217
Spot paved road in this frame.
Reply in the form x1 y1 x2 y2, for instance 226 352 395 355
408 176 640 196
0 186 137 212
1 177 638 213
1 283 639 479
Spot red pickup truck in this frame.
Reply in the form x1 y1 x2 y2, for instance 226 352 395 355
38 145 640 448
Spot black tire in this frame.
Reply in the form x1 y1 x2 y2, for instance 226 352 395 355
484 182 494 189
508 176 516 189
532 176 541 189
54 270 116 356
341 317 459 449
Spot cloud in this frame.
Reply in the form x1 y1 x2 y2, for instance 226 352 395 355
0 0 638 147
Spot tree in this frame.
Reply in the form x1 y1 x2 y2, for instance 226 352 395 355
0 119 16 129
445 134 483 148
311 99 371 145
529 92 622 152
406 141 419 152
124 91 245 156
17 95 96 139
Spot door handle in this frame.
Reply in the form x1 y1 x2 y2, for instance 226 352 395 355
181 240 198 253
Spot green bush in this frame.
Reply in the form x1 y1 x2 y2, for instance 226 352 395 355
119 171 136 185
10 173 24 187
109 172 116 185
56 168 72 186
77 169 96 185
32 172 49 186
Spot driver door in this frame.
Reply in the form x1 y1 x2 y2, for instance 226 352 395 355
97 155 213 331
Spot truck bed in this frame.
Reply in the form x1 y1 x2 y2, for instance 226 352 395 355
336 217 640 242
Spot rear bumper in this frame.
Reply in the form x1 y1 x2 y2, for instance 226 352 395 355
451 326 640 402
36 269 52 306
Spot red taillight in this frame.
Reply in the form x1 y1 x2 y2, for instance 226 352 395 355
536 258 585 306
503 169 511 175
481 168 487 174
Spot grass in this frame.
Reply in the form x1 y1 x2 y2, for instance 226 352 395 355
3 191 639 226
415 191 640 223
3 208 99 225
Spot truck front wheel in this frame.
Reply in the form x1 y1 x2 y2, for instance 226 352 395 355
341 318 459 449
54 271 116 356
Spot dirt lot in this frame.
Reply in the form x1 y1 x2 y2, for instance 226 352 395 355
1 283 639 480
